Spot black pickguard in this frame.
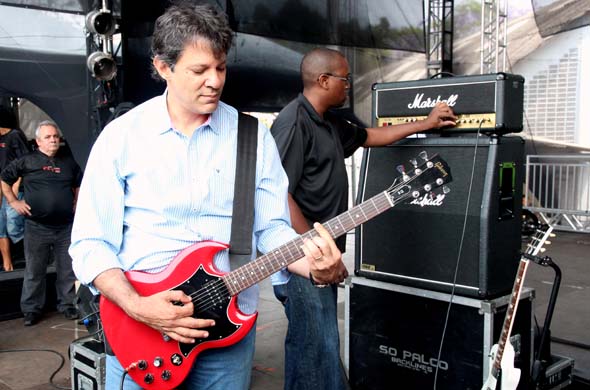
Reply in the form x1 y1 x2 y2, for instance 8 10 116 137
172 266 240 357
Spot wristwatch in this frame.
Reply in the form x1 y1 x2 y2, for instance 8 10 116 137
309 272 329 288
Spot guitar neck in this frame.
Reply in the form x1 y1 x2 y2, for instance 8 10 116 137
222 191 394 296
489 224 553 376
491 258 529 375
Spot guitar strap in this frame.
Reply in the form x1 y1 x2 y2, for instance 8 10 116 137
103 113 259 357
228 113 258 269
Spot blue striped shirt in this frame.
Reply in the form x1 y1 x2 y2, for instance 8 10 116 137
70 93 297 314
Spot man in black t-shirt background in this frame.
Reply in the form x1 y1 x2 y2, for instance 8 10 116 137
0 106 30 272
270 48 457 390
1 120 83 326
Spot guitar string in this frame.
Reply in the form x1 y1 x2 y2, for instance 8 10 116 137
184 231 317 307
183 162 439 313
186 182 422 312
188 190 422 314
186 163 439 315
491 226 546 370
182 163 436 314
190 200 402 313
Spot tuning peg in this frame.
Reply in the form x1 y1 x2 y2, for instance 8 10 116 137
410 158 418 168
442 186 451 194
539 248 546 253
544 241 551 245
396 165 411 182
419 151 428 160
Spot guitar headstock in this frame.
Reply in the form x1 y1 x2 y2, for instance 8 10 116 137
386 151 453 205
526 223 554 256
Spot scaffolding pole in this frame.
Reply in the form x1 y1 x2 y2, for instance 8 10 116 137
426 0 454 78
480 0 508 74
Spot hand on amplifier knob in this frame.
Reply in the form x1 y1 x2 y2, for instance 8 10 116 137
364 102 458 147
424 102 457 129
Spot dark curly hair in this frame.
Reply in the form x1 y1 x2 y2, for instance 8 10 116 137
151 2 234 80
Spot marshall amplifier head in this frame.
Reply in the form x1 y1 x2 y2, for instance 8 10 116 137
372 73 524 134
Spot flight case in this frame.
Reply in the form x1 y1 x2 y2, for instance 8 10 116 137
70 339 106 390
344 277 534 389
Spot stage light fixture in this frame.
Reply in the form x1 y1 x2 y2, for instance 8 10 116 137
85 9 116 36
87 51 117 81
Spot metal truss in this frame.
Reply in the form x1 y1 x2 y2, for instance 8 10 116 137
426 0 454 78
480 0 508 73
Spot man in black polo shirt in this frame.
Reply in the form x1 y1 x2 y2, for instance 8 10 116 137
1 120 83 326
270 48 457 390
0 106 30 272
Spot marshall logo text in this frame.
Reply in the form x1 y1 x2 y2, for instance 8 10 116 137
407 93 458 110
409 193 446 207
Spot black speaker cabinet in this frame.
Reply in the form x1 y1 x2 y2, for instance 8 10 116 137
345 277 534 390
355 135 524 298
0 266 58 321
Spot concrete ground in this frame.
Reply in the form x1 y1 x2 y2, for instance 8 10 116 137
0 230 588 389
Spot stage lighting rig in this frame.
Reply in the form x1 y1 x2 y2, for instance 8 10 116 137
86 51 117 81
85 1 118 81
85 9 116 36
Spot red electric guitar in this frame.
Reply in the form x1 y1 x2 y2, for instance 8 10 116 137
100 152 452 389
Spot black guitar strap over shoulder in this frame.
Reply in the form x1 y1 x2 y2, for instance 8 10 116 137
229 113 258 269
102 113 259 357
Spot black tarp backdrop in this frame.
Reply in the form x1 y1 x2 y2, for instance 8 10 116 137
2 0 589 167
0 0 86 13
0 0 426 166
120 0 426 112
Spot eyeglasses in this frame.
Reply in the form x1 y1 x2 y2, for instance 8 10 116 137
323 73 352 84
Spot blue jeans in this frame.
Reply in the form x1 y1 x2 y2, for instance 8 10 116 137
20 220 76 313
105 324 256 389
274 274 347 390
0 192 24 242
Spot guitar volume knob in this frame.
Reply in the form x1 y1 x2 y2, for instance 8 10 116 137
162 370 172 381
138 360 148 370
144 373 154 384
171 353 183 366
153 357 163 368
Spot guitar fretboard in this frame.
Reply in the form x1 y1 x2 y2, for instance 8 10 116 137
222 191 395 295
491 259 529 375
490 226 551 377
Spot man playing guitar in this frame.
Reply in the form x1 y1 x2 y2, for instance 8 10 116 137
69 4 345 389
